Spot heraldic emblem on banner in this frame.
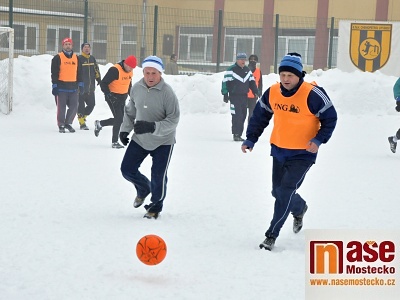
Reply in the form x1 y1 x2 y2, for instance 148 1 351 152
349 23 392 72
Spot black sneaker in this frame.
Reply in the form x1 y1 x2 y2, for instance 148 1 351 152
59 125 65 133
259 236 276 251
133 196 146 208
293 204 308 234
143 211 160 219
233 134 244 142
65 124 75 133
80 123 89 130
112 142 124 149
388 136 397 153
94 120 102 137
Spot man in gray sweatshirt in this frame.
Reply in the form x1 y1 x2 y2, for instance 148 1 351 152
119 56 180 219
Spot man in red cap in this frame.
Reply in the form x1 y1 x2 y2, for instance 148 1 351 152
94 55 137 148
51 37 83 133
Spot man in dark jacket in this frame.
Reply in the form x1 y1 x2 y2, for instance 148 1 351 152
77 43 101 130
221 53 259 141
51 37 83 133
387 77 400 153
241 53 337 251
247 54 263 122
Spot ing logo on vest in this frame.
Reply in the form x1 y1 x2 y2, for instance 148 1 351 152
274 103 300 113
349 23 392 72
64 61 76 65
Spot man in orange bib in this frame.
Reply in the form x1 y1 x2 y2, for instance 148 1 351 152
241 53 337 251
51 37 83 133
94 55 137 148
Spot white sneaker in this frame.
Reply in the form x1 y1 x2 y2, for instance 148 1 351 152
133 196 145 208
111 142 124 149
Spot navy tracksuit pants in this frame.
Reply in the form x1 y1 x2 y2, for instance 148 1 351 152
120 140 174 213
266 158 313 239
229 94 247 136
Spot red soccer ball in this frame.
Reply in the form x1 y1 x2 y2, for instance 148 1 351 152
136 234 167 265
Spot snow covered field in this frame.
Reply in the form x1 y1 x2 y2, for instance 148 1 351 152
1 54 399 299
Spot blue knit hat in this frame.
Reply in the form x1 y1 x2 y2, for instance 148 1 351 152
142 55 164 73
236 52 247 60
279 52 303 78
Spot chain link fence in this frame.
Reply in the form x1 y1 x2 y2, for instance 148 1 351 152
0 0 392 74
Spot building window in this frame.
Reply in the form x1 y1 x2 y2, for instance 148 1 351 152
92 24 107 62
277 36 315 65
329 36 338 67
224 28 262 62
1 23 38 52
46 26 82 53
178 27 213 61
120 25 137 60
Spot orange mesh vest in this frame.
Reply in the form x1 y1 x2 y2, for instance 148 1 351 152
58 52 78 82
269 82 320 149
108 64 133 94
248 68 261 98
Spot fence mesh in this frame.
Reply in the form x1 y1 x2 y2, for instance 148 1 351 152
0 0 398 74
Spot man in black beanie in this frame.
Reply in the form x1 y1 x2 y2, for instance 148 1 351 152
77 42 101 130
247 54 263 121
241 52 338 251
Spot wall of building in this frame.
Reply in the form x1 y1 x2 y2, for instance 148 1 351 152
3 0 400 72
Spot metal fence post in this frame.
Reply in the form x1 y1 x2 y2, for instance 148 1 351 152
216 9 223 73
274 14 279 73
84 0 88 42
140 0 147 65
328 17 334 69
9 0 13 28
153 5 158 55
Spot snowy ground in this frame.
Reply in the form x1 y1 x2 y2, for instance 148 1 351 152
1 54 400 299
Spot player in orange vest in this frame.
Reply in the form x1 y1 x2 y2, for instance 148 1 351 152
51 37 83 133
241 53 337 251
94 55 137 148
247 54 263 122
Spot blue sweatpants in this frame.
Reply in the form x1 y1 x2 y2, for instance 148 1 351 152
265 158 313 239
120 140 174 213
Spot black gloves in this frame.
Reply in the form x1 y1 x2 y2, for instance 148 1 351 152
396 101 400 112
119 132 129 145
223 94 229 103
96 78 101 86
134 121 155 134
52 84 58 96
